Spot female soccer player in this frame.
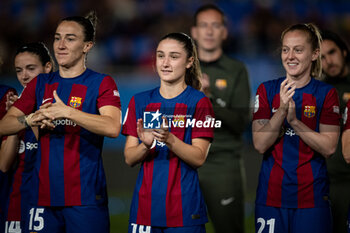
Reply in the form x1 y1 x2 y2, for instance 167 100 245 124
0 42 54 233
341 99 350 232
252 23 340 233
122 32 214 233
0 12 121 233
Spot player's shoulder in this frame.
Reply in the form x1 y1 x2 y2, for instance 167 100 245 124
311 77 334 91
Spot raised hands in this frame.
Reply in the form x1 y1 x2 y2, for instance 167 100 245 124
29 90 72 129
6 91 18 111
279 78 296 113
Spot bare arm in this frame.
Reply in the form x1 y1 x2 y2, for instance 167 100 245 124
342 129 350 163
124 119 155 166
0 135 19 172
287 99 339 158
0 107 27 137
152 117 211 168
37 90 121 138
253 79 295 154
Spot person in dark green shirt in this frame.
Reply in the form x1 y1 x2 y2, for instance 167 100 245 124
321 30 350 233
191 4 251 233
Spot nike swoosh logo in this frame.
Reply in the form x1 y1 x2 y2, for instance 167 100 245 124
220 197 235 206
272 108 278 113
42 98 52 104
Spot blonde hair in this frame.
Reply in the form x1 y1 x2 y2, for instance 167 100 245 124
281 23 322 78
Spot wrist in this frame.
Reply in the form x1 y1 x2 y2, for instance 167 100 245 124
24 113 34 128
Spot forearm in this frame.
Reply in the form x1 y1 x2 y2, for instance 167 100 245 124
0 114 26 136
66 107 121 138
290 120 339 158
165 133 209 168
0 135 19 172
253 109 286 154
342 130 350 163
124 142 151 167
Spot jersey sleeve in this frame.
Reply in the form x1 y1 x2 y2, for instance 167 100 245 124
253 83 271 120
97 76 121 109
121 96 137 138
192 97 215 140
320 88 341 125
344 99 350 130
13 77 37 115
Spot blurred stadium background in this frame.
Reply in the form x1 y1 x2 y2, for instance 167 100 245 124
1 0 350 232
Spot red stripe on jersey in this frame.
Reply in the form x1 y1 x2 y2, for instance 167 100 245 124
297 93 317 208
165 103 187 226
253 84 270 120
7 153 25 220
136 103 161 225
63 84 87 205
266 137 284 207
38 134 51 205
38 83 58 206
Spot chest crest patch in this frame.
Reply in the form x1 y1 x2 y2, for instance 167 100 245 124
304 105 316 118
215 79 227 90
69 96 82 108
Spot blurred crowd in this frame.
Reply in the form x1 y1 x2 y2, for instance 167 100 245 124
1 0 350 76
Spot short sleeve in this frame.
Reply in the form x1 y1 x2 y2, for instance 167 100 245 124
192 97 215 140
253 83 271 120
97 76 121 109
13 77 37 115
320 88 341 125
121 96 137 137
344 99 350 130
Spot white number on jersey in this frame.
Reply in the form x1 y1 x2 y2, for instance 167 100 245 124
29 208 45 231
257 217 275 233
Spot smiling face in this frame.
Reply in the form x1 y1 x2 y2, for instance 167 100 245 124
321 39 348 78
53 20 92 69
15 52 46 87
281 30 319 81
156 38 193 85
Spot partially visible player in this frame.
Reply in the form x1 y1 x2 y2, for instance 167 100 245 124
341 99 350 232
320 30 350 233
0 11 121 232
0 55 17 233
1 42 54 233
191 4 251 233
123 32 214 233
253 23 340 233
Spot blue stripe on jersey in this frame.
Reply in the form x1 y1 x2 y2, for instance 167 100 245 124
49 133 65 205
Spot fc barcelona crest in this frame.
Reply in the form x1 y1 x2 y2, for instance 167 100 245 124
304 105 316 118
69 96 82 108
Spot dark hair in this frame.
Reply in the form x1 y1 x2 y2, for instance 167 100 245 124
61 11 97 42
194 4 226 26
281 23 322 78
321 30 350 62
15 42 55 72
159 32 202 90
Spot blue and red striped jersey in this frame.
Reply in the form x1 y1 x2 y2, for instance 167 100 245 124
6 128 37 222
253 77 340 208
0 85 17 230
344 99 350 131
13 69 121 206
122 86 214 227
